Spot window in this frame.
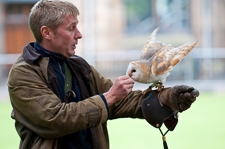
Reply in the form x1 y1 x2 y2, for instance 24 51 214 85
124 0 191 34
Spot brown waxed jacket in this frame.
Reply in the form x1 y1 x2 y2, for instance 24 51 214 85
8 43 146 149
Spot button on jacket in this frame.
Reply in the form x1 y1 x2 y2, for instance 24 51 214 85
8 42 146 149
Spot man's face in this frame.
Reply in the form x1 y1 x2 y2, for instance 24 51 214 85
50 15 82 58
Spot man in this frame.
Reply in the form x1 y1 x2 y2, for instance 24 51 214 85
7 0 198 149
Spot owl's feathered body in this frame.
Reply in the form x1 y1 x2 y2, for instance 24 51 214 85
126 27 197 90
127 60 170 84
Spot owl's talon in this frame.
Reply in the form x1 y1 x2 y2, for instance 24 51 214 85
142 86 153 94
142 88 152 95
157 82 164 92
157 86 164 92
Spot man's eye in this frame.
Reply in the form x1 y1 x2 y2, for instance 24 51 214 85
69 26 75 31
69 28 74 31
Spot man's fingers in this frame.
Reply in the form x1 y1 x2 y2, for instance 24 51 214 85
184 92 193 99
118 75 131 80
180 92 196 102
125 83 134 90
114 75 134 94
191 89 199 98
124 77 135 86
174 85 194 95
118 75 134 84
126 78 135 84
179 91 197 112
179 95 193 111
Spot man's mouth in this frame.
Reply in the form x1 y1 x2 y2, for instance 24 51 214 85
72 45 76 49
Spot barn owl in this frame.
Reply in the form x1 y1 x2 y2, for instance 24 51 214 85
126 27 197 93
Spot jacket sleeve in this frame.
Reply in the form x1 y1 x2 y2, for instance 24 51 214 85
8 63 108 139
109 90 146 119
89 65 146 120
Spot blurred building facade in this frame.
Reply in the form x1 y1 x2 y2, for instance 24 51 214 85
0 0 125 54
0 0 225 90
2 0 225 54
191 0 225 48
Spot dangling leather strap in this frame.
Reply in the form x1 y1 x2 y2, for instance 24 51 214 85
63 64 75 103
64 90 76 103
159 128 169 149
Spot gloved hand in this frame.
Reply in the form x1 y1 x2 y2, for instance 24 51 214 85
141 85 199 130
158 85 199 113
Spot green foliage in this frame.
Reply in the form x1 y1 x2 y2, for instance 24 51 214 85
1 92 224 149
125 0 152 26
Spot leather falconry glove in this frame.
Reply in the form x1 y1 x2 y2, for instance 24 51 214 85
142 85 199 149
142 85 199 130
159 85 199 113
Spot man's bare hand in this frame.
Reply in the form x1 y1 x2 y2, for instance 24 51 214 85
103 75 134 106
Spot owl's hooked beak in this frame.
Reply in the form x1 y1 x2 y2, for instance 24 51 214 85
126 62 140 81
128 69 136 77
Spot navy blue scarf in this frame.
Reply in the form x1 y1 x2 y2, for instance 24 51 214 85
34 42 92 149
34 42 82 103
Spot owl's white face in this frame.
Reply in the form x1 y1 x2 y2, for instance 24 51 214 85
126 62 141 81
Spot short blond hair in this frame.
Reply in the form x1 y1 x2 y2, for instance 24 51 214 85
29 0 79 43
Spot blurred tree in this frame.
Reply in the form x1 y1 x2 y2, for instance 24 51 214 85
125 0 152 33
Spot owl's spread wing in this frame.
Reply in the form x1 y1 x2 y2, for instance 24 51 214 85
139 27 163 60
151 41 198 76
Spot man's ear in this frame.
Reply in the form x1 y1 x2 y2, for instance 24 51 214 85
40 26 53 40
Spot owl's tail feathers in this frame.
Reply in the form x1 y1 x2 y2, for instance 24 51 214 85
171 41 198 66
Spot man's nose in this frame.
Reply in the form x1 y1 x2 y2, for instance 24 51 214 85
75 28 82 39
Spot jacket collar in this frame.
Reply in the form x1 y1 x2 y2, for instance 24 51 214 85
22 42 92 100
34 42 67 62
23 42 68 65
23 42 42 65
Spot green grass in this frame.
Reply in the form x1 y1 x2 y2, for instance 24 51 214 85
1 92 225 149
108 92 225 149
0 102 20 149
